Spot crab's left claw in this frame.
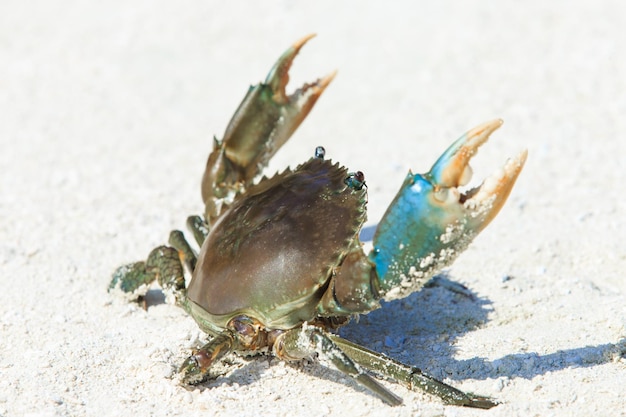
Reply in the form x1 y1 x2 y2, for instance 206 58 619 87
370 120 527 300
201 34 336 223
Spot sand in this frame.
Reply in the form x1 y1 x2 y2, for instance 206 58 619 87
1 1 624 416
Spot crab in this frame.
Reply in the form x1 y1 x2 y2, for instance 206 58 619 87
109 34 527 408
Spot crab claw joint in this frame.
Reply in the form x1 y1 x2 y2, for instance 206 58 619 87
370 120 527 300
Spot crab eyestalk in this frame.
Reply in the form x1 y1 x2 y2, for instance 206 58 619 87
201 34 336 223
370 120 527 300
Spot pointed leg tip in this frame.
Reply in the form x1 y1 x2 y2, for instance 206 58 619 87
465 397 500 409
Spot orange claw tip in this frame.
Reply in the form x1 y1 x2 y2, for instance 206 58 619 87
266 34 324 102
464 146 527 232
427 119 527 232
458 119 504 160
430 119 504 189
317 69 338 90
468 118 504 136
473 147 527 204
293 33 317 51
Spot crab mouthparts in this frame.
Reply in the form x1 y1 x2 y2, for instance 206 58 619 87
430 119 527 231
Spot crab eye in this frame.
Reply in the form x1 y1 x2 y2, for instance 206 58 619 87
314 146 326 159
345 171 366 191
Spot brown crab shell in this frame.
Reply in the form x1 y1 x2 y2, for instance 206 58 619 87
187 157 367 330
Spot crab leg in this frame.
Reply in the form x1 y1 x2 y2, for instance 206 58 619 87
329 335 497 409
186 215 210 247
275 326 403 406
108 245 184 300
109 221 206 301
370 120 527 300
179 331 236 384
201 34 335 223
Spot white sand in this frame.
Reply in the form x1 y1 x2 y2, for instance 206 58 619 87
1 1 624 416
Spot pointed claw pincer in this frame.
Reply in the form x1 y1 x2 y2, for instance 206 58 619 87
370 120 527 300
201 34 335 223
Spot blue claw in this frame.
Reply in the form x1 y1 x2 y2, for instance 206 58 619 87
370 120 527 300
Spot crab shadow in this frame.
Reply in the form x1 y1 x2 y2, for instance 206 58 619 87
188 274 624 398
359 224 377 242
338 273 626 383
142 288 166 306
142 229 624 393
179 274 625 401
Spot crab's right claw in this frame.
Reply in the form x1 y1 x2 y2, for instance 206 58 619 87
201 34 335 222
371 120 527 300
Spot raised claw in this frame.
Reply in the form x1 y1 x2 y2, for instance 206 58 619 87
265 34 335 105
429 119 528 233
201 34 335 223
370 120 527 300
253 34 337 166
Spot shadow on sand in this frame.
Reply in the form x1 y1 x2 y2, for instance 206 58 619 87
339 274 625 383
144 224 625 399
